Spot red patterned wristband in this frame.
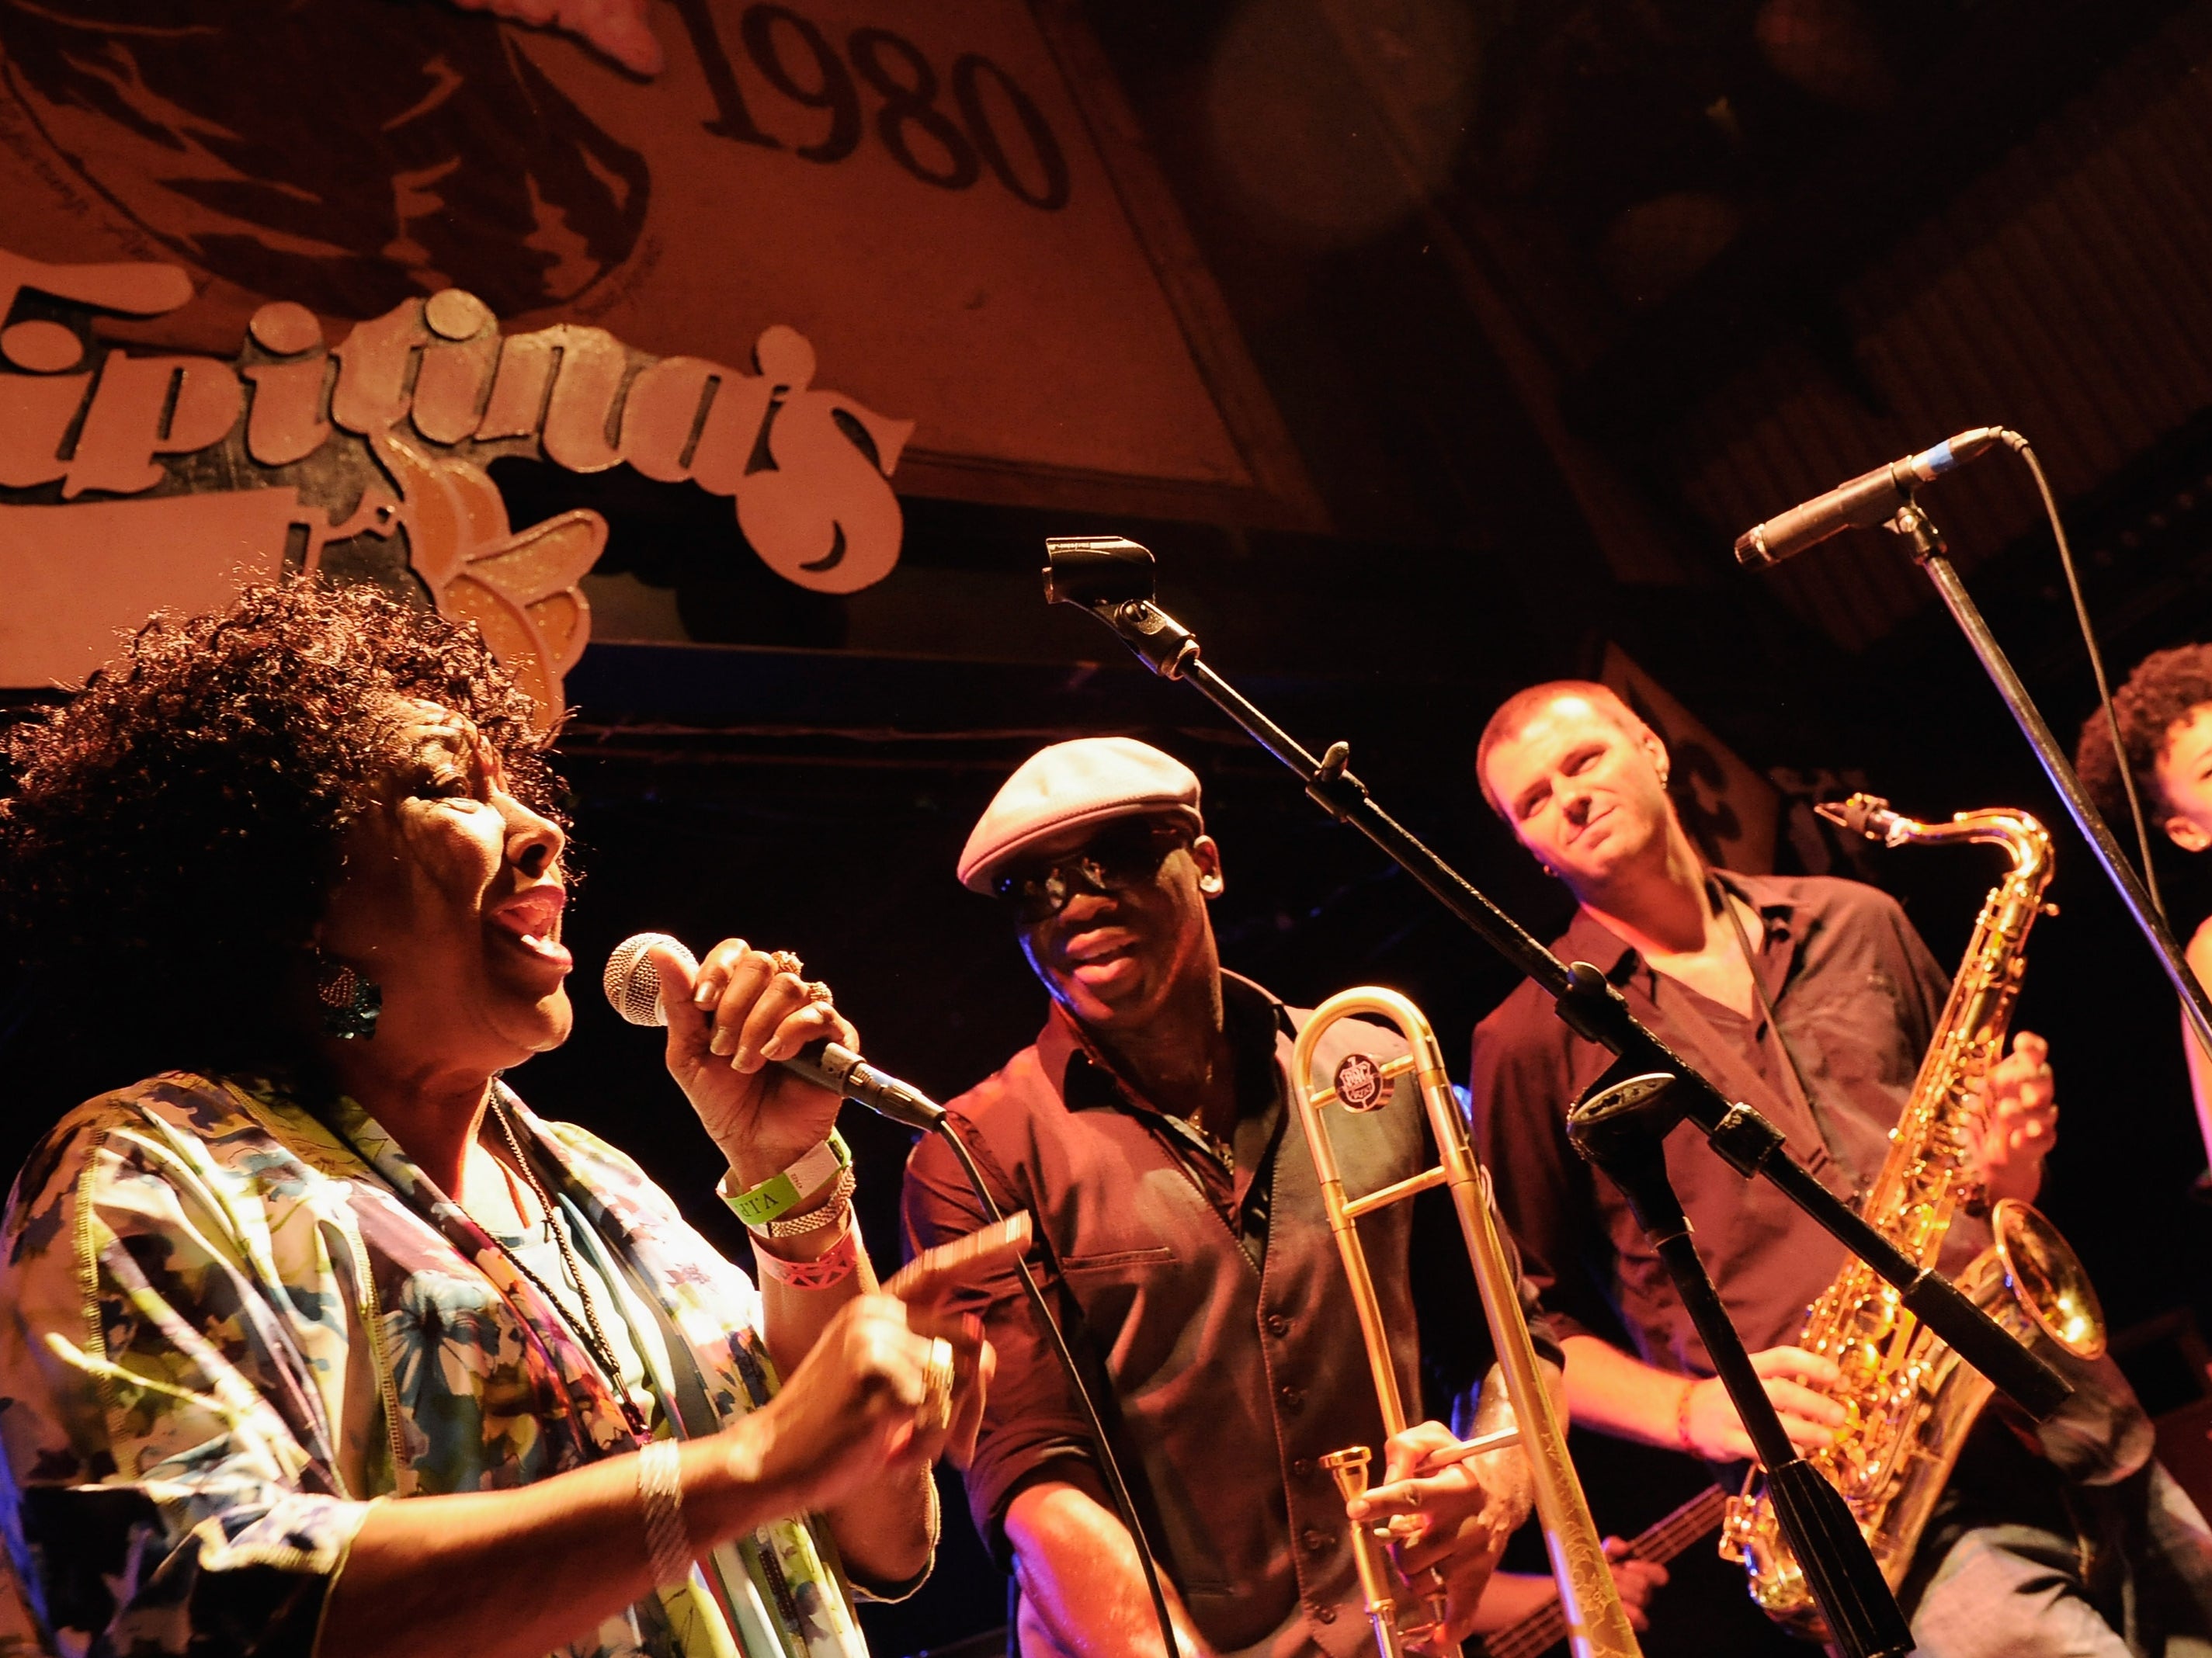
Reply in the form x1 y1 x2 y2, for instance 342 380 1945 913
754 1223 862 1290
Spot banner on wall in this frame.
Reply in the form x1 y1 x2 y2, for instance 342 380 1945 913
0 0 1314 529
0 244 910 703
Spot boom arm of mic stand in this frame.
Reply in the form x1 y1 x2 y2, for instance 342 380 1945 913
1044 554 2071 1424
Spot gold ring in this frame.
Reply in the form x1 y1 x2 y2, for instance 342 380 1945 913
768 949 804 977
921 1337 955 1431
804 979 834 1004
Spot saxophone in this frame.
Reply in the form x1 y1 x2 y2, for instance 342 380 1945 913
1719 794 2107 1635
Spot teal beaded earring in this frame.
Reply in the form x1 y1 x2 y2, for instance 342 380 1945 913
313 949 381 1040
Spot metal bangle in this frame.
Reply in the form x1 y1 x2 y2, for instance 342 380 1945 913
753 1166 857 1238
725 1129 852 1228
637 1438 692 1588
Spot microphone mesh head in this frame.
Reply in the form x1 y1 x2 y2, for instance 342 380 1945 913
604 932 697 1027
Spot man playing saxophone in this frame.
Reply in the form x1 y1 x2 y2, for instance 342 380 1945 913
901 738 1653 1656
1468 680 2212 1656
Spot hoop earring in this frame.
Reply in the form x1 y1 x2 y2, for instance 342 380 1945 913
314 949 381 1040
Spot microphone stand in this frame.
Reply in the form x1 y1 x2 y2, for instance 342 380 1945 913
1566 1072 1912 1657
1882 497 2212 1126
1040 536 2074 1658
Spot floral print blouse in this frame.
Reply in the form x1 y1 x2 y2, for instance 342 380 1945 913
0 1071 900 1658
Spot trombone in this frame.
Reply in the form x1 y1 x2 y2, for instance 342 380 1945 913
1291 987 1642 1658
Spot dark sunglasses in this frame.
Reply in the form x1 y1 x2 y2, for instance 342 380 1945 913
992 817 1195 925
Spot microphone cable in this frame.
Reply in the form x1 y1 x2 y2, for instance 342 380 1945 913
918 1112 1185 1658
2000 429 2166 921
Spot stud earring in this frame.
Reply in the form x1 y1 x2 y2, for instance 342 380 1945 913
313 949 381 1040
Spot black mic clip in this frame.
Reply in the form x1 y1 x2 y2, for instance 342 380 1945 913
1043 536 1198 679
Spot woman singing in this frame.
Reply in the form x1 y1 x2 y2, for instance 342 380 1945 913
0 581 1001 1658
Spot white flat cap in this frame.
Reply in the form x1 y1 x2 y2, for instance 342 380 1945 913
958 737 1202 892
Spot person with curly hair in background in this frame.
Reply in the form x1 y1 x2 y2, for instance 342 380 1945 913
0 580 1014 1658
2075 642 2212 1189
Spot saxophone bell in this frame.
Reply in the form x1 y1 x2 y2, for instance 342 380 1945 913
1724 795 2106 1636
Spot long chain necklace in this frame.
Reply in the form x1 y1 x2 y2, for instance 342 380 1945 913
484 1094 651 1441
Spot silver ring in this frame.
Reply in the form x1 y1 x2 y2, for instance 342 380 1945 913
804 979 834 1005
768 949 804 977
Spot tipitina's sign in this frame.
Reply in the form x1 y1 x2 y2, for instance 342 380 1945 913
0 243 912 706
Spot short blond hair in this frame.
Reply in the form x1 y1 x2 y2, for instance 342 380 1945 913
1475 680 1646 817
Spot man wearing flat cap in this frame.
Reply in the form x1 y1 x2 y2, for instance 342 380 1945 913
902 738 1589 1657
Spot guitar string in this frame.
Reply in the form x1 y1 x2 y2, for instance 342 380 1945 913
1484 1491 1727 1658
1481 1488 1728 1658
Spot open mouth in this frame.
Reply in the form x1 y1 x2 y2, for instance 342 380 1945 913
487 886 572 973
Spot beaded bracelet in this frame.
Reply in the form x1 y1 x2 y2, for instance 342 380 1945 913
1675 1378 1700 1455
752 1223 863 1290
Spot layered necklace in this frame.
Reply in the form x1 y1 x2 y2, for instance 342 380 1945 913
481 1094 651 1441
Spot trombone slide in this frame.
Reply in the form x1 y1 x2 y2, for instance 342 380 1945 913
1291 987 1642 1658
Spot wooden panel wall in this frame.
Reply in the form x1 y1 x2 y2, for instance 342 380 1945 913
1668 2 2212 649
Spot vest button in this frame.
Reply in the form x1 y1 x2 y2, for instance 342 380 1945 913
1292 1457 1314 1477
1280 1385 1305 1411
1316 1604 1339 1625
1301 1528 1332 1554
1266 1313 1290 1337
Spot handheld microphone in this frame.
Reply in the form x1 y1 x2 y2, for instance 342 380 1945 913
603 933 945 1130
1735 427 2007 569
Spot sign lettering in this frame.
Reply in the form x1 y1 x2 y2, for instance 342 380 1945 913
672 0 1071 210
0 244 912 704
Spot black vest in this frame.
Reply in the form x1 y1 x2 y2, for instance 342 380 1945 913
949 978 1430 1657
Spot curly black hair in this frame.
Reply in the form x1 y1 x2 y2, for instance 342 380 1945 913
2075 643 2212 825
0 580 567 1090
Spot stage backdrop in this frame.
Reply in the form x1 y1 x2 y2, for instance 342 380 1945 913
1603 642 1780 876
0 0 1313 528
